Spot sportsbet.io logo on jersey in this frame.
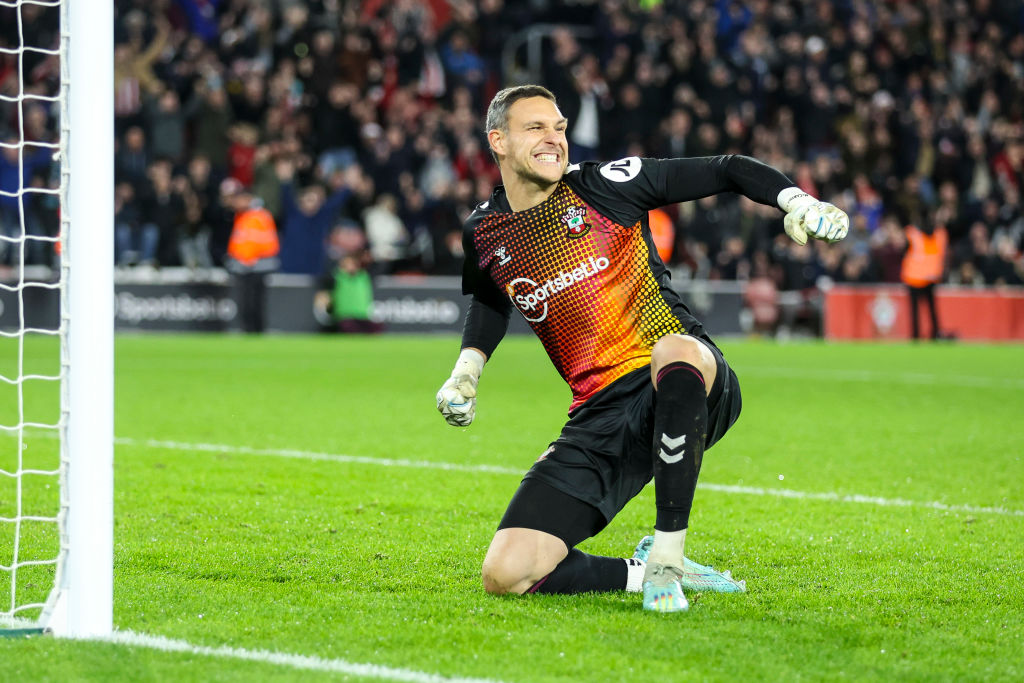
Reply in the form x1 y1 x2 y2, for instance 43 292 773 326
505 256 610 322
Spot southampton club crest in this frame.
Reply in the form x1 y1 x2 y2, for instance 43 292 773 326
561 205 592 238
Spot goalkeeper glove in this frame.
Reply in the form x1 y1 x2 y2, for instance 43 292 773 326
436 348 485 427
778 187 849 246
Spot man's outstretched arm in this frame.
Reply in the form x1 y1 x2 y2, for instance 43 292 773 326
656 155 850 245
588 155 849 246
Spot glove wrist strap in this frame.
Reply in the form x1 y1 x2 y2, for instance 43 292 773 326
453 348 485 379
777 186 816 213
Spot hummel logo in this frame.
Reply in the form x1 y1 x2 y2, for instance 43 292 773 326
658 432 686 464
494 245 512 265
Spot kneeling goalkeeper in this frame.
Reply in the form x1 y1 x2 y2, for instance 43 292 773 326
436 85 848 613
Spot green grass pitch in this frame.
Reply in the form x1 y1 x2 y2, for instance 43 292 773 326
2 333 1023 681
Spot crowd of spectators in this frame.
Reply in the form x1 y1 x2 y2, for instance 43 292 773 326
1 0 1023 291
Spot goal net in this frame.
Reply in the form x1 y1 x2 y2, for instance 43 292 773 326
1 0 112 637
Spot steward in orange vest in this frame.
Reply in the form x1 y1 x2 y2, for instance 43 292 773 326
225 190 279 333
901 223 947 340
227 203 279 269
648 207 675 263
901 224 947 288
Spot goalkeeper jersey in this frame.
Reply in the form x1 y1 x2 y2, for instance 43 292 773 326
462 155 791 413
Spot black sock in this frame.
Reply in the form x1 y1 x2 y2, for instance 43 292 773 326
652 361 707 532
527 549 627 594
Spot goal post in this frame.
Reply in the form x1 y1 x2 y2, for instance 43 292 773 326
45 0 115 638
0 0 113 638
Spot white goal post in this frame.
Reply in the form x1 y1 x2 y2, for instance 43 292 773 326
0 0 113 638
49 0 115 638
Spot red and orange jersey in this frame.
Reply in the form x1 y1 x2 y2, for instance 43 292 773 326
467 180 685 411
462 155 791 413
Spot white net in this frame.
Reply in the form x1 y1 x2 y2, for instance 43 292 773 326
0 0 65 630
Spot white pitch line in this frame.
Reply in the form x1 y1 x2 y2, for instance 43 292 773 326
698 483 1024 518
121 437 1024 518
99 630 507 683
128 438 523 476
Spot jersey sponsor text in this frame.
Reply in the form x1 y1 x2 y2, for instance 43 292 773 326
507 256 611 322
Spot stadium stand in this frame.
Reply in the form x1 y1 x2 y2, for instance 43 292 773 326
1 0 1022 290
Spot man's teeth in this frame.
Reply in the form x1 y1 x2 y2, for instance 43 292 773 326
536 153 557 162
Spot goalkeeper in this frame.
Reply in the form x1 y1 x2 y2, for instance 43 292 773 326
436 85 847 613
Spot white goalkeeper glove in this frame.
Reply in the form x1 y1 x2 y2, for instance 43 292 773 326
778 187 849 246
436 348 486 427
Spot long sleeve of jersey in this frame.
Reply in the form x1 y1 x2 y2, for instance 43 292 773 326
461 295 511 358
658 155 794 207
572 155 794 227
460 220 512 357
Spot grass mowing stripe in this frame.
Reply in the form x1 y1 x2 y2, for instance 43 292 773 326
737 366 1024 389
120 436 1024 518
100 631 510 683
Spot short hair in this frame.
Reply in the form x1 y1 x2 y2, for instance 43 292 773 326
484 84 557 136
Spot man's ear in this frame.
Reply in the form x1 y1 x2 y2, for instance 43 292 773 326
487 129 505 159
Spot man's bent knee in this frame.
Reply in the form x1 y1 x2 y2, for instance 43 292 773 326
650 334 717 393
481 527 568 595
481 556 533 595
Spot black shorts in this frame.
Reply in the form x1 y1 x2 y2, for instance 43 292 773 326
498 338 742 546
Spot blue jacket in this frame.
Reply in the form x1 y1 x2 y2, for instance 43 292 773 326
277 183 350 275
0 147 52 209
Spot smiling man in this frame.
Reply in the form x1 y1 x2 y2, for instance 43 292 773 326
436 85 848 612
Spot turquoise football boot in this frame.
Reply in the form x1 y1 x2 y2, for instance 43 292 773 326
642 562 689 613
633 535 747 593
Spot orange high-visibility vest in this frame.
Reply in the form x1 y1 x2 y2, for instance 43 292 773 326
648 208 675 263
227 207 279 266
901 225 947 287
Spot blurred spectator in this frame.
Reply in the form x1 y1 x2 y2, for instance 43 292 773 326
363 193 409 273
901 217 949 340
224 182 278 333
715 236 749 281
0 133 53 265
144 88 186 163
419 142 457 201
184 77 234 172
453 136 498 185
744 275 779 336
179 154 222 268
433 229 465 276
227 123 259 188
326 221 369 265
115 126 150 190
314 252 382 334
989 235 1024 286
869 216 907 283
138 159 187 267
440 30 485 99
276 158 352 276
114 181 153 266
563 56 613 162
176 0 222 44
113 14 170 131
